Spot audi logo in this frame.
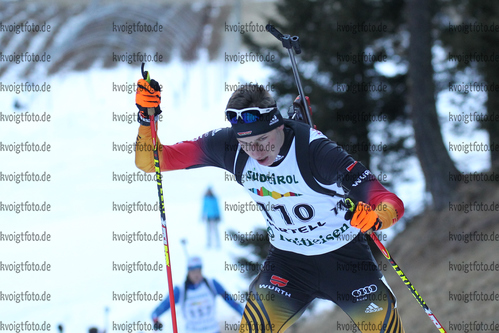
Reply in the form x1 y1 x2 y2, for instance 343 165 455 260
351 284 377 298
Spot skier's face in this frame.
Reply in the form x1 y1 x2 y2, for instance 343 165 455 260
237 125 285 166
188 268 203 285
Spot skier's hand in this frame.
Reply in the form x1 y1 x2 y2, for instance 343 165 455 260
152 318 163 331
293 95 316 128
136 78 162 126
293 95 312 115
345 199 382 234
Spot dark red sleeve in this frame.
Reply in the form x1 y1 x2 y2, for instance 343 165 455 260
135 125 237 173
364 180 404 218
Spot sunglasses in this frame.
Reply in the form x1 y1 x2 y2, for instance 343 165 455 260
225 107 277 124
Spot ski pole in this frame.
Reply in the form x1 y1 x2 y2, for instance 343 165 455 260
369 232 447 332
141 62 179 333
266 24 312 126
344 198 447 333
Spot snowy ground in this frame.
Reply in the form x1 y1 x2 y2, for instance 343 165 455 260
0 50 490 332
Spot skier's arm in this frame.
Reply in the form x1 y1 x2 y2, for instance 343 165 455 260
133 76 234 173
135 125 238 173
350 172 404 230
135 124 212 172
310 138 404 230
212 279 244 315
151 286 180 320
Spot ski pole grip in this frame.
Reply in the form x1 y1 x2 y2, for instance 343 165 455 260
291 36 301 54
345 198 355 212
141 63 154 116
141 62 151 83
281 34 292 49
266 24 284 41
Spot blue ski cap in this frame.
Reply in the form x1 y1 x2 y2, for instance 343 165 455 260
188 256 203 270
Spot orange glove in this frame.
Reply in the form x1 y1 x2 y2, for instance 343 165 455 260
345 199 382 233
136 78 161 126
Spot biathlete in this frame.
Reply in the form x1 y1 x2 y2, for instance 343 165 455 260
152 256 244 333
135 79 405 333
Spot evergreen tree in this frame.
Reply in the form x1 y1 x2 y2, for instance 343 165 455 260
245 0 410 184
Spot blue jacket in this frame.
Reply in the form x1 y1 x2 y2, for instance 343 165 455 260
202 195 220 220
